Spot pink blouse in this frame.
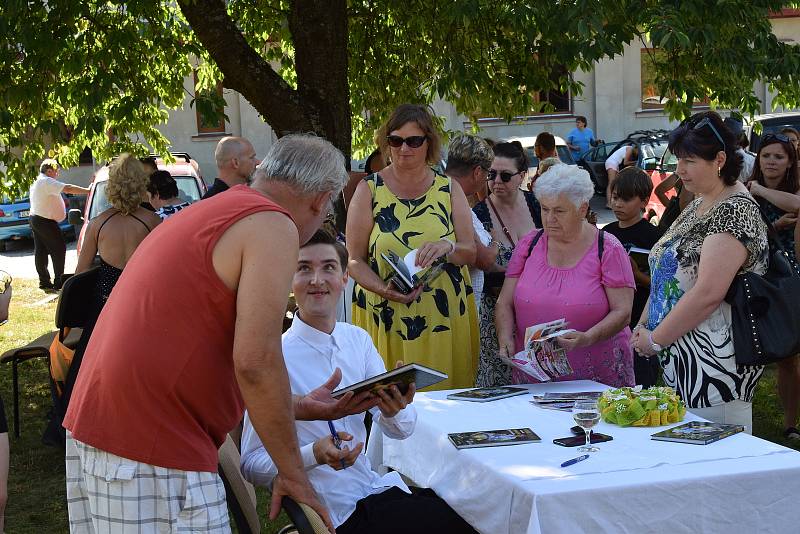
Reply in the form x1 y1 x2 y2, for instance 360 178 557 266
506 229 635 388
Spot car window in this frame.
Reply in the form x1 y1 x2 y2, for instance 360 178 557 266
89 176 201 220
556 146 575 164
174 176 202 203
749 118 800 153
661 149 678 172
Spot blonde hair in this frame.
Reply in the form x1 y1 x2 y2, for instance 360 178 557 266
106 153 149 215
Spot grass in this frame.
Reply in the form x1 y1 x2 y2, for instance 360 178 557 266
1 278 799 532
0 278 291 533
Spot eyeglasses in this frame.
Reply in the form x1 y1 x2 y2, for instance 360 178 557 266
761 133 792 145
386 135 427 148
685 116 726 152
487 169 522 182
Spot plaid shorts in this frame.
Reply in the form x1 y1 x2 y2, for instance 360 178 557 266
66 432 230 533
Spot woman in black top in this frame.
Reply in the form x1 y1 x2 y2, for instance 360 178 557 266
473 142 541 387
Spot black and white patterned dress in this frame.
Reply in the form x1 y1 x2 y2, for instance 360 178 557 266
646 193 769 408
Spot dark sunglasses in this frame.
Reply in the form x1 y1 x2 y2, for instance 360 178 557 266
487 169 522 182
386 135 427 148
761 133 792 145
684 116 726 152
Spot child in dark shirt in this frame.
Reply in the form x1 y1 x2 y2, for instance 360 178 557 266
604 167 663 387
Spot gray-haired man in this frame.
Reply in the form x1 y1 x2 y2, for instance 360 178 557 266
64 135 376 533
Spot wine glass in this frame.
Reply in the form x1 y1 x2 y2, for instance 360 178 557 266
572 400 601 452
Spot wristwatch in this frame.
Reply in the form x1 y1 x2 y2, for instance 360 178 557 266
648 331 663 354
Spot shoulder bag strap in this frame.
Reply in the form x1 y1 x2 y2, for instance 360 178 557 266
487 197 516 248
597 228 605 260
526 229 545 259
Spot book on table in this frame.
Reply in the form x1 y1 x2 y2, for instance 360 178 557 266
381 249 445 294
446 386 528 402
330 363 447 399
448 428 541 449
650 421 745 445
498 318 575 382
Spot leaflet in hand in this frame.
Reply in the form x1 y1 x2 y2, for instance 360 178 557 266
499 319 575 382
381 249 445 294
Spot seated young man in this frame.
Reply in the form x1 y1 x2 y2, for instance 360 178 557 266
240 230 476 534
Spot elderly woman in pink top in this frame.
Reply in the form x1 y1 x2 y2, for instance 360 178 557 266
495 164 635 387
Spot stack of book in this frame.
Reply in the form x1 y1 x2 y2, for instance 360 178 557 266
530 391 602 412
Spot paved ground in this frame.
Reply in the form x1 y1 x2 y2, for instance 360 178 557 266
0 238 79 280
0 197 615 280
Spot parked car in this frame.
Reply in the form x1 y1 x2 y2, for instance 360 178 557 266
0 193 76 251
744 112 800 153
504 135 576 175
577 130 670 194
71 153 206 253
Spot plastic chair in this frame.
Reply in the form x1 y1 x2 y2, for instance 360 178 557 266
0 268 98 437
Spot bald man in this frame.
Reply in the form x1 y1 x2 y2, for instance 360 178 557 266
202 136 260 199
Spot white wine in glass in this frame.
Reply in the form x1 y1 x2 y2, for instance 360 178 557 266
573 400 601 452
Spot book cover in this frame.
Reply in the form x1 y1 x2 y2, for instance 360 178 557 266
650 421 745 445
331 363 447 398
446 386 528 402
381 249 445 294
628 246 651 273
448 428 541 449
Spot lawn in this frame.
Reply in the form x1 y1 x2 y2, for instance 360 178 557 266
1 277 798 532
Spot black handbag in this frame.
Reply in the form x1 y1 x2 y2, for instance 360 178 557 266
724 204 800 366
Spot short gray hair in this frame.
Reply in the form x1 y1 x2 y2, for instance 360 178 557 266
39 158 59 174
254 134 348 195
533 164 595 208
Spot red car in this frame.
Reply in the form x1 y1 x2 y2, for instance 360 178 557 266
70 153 206 254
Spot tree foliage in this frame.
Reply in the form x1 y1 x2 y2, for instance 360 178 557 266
1 0 799 195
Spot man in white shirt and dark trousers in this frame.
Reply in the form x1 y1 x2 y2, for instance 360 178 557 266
240 230 477 534
28 159 89 291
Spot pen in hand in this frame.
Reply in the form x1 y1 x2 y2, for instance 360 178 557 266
327 420 348 470
560 454 589 468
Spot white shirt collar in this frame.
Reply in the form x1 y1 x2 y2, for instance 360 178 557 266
288 312 340 355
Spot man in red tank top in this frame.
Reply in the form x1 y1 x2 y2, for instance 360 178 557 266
63 134 376 533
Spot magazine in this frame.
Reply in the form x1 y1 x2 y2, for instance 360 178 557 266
651 421 745 445
446 386 528 402
331 363 447 398
498 319 575 381
448 428 541 449
381 249 445 294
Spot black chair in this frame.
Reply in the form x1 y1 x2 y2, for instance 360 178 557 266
0 268 98 437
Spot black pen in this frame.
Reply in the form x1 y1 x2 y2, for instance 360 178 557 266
327 420 348 469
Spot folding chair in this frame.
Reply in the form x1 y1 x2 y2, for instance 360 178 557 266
218 425 328 534
0 268 98 437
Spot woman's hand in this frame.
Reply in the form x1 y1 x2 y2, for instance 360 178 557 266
774 212 798 230
630 327 658 357
415 240 452 268
312 433 363 470
556 331 591 351
746 180 764 198
381 282 422 304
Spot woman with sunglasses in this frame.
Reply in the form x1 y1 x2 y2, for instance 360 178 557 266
631 111 769 433
472 142 542 387
347 104 479 390
745 133 800 439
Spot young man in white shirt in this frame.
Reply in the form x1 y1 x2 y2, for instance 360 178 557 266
28 159 89 290
240 230 477 534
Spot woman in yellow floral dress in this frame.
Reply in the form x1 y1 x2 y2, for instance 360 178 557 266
347 104 479 389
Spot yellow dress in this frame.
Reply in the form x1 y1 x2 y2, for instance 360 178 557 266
352 172 479 390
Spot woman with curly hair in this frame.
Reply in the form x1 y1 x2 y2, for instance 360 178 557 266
55 154 161 441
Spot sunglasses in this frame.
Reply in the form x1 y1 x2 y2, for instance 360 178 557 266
487 169 522 182
684 116 726 152
386 135 427 148
761 133 792 145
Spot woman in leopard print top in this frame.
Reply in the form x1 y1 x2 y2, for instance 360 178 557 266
631 111 768 434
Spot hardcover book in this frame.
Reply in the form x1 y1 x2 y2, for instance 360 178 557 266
381 249 445 294
627 246 651 273
448 428 541 449
650 421 745 445
331 363 447 398
446 386 528 402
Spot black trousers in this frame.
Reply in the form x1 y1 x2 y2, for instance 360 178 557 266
337 487 478 534
29 214 65 288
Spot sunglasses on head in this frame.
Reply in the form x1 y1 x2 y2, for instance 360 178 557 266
386 135 427 148
761 133 792 145
684 116 726 152
487 169 522 182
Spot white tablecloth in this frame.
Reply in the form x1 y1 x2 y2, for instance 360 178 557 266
367 380 800 534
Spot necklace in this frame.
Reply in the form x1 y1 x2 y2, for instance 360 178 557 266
697 184 732 216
